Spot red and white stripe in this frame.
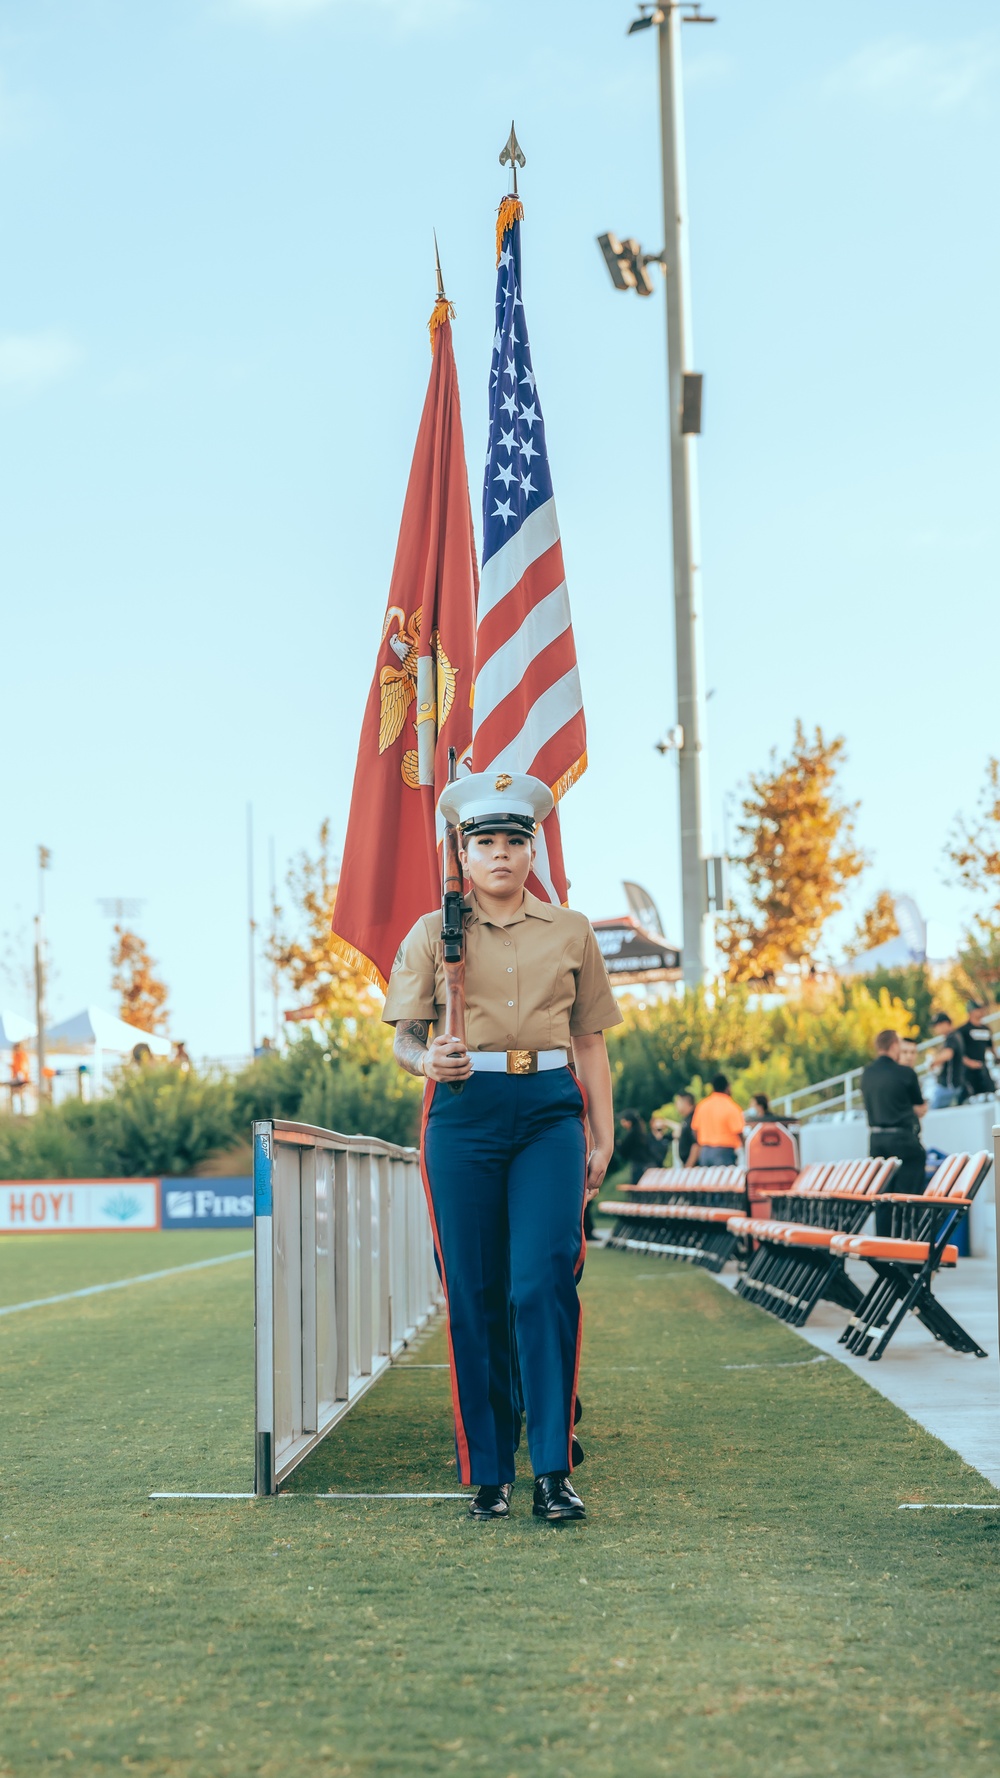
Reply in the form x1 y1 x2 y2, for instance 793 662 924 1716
472 498 586 903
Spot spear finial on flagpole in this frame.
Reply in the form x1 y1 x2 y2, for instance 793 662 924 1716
496 123 526 264
428 228 455 345
499 121 525 197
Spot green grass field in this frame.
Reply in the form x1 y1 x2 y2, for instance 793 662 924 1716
2 1231 999 1777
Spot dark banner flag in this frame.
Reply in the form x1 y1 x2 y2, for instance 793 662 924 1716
331 300 478 989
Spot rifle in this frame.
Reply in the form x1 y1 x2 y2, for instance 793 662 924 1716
440 747 467 1095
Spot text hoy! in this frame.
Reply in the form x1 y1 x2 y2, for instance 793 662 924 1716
6 1187 76 1223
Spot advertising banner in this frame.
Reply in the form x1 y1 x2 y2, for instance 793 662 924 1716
159 1178 253 1230
0 1180 159 1233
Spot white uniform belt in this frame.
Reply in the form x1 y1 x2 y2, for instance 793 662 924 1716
467 1049 568 1075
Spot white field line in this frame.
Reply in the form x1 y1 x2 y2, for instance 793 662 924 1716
149 1491 471 1502
151 1492 255 1500
724 1356 829 1371
899 1502 1000 1511
0 1249 253 1318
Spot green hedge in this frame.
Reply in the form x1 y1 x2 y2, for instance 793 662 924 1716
0 976 932 1181
0 1024 422 1181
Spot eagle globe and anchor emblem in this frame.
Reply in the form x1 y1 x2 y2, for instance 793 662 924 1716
377 605 458 787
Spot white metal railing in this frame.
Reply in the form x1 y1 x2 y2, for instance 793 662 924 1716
773 1012 1000 1124
252 1119 441 1496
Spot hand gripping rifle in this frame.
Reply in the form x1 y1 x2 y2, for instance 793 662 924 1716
441 747 468 1095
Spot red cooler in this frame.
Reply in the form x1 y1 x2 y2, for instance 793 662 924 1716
745 1123 799 1216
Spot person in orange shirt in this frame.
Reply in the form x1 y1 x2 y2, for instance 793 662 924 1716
8 1040 30 1114
689 1074 745 1167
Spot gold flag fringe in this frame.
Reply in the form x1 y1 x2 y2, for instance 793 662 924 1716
428 297 455 345
328 931 388 996
550 751 588 806
495 194 524 265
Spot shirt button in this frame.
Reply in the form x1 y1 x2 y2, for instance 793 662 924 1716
506 966 513 974
504 940 511 948
507 1000 515 1008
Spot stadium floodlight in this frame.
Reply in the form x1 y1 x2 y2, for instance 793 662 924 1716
597 232 666 297
628 3 717 30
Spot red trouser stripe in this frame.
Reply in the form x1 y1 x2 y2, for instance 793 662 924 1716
568 1066 590 1471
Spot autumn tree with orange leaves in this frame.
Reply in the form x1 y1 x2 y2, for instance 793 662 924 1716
947 757 1000 995
719 722 866 985
110 926 170 1033
268 820 382 1024
844 889 900 961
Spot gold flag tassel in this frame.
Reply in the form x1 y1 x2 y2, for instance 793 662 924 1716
428 295 455 343
495 194 524 265
429 229 455 347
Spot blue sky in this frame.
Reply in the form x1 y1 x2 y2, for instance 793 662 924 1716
2 0 998 1056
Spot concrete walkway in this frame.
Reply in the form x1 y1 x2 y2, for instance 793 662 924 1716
716 1258 1000 1490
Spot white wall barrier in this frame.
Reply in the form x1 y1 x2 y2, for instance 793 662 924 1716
252 1119 441 1496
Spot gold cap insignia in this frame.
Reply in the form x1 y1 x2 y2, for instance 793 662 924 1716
495 773 513 792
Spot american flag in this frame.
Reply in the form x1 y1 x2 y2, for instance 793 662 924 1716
471 209 586 904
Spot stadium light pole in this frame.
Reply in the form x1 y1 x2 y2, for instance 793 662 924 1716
34 845 52 1106
247 803 257 1060
615 2 715 988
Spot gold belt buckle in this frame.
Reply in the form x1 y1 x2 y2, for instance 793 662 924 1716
507 1049 537 1075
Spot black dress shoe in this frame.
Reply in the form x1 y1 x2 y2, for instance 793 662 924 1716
571 1435 585 1467
532 1472 586 1521
468 1482 513 1520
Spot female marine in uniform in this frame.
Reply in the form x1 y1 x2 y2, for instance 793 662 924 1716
383 772 621 1522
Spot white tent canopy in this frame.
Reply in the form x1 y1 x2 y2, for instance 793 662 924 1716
0 1009 34 1049
44 1006 172 1058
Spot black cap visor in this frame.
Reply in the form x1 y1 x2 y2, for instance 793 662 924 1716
459 813 536 838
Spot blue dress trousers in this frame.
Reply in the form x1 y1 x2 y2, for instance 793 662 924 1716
421 1067 587 1486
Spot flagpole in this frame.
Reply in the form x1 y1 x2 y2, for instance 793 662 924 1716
655 6 710 986
246 803 256 1059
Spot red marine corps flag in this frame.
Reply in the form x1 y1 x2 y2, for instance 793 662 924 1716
330 274 478 989
472 170 587 904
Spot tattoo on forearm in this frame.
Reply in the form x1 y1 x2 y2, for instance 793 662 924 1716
394 1019 429 1077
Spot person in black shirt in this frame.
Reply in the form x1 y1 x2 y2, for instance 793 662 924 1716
957 1002 995 1101
860 1028 927 1196
676 1090 696 1167
618 1110 656 1185
929 1012 965 1109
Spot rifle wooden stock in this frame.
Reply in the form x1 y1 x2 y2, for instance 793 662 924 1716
441 819 467 1049
440 747 466 1092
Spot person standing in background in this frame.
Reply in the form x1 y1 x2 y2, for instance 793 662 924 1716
689 1075 745 1167
676 1091 697 1167
860 1029 927 1195
897 1037 920 1072
618 1110 656 1184
929 1013 965 1109
649 1111 672 1166
8 1039 30 1113
956 1003 995 1100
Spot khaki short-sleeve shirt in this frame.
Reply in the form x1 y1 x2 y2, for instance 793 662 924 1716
382 890 623 1051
